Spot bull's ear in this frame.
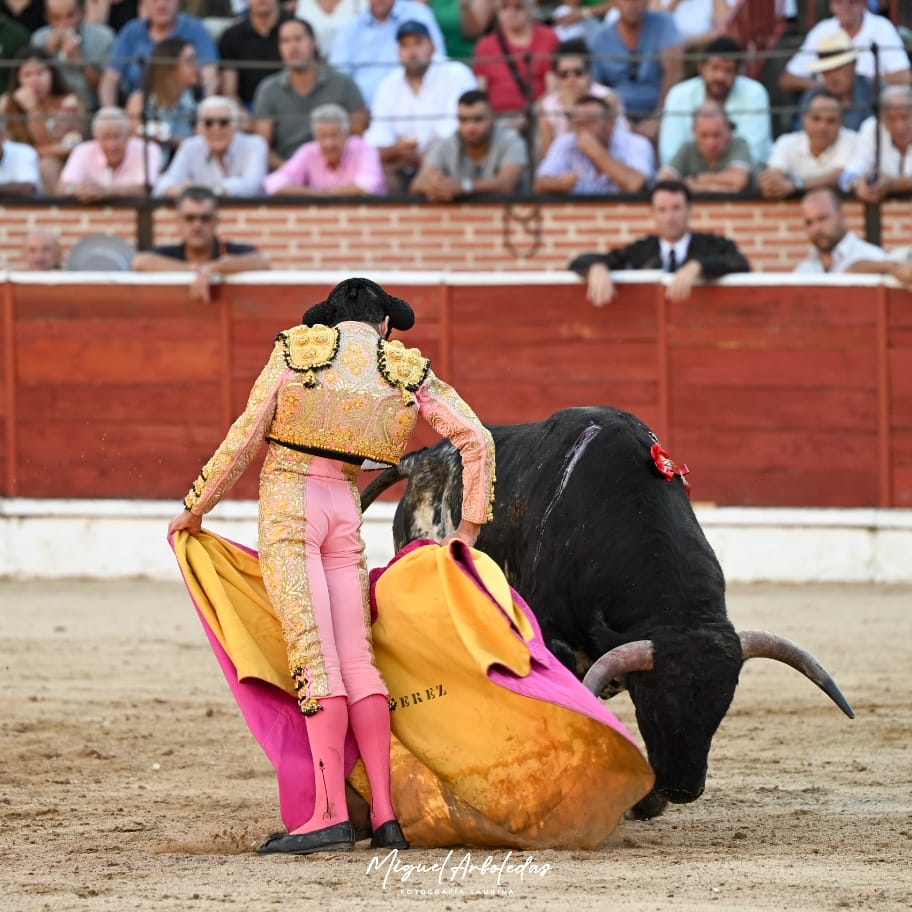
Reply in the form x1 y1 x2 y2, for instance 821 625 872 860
738 630 855 719
582 640 654 698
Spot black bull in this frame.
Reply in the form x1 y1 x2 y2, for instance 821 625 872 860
361 406 854 819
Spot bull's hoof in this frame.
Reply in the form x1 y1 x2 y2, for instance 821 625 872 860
628 791 669 820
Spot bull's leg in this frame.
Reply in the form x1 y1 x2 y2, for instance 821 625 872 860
629 791 669 820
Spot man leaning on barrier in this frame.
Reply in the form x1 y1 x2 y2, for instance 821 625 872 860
568 178 751 305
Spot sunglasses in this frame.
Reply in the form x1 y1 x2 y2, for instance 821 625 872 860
181 213 215 223
202 117 231 128
557 67 586 78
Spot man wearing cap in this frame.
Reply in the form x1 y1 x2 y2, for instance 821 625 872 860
659 35 772 167
365 19 477 193
329 0 447 106
795 30 875 132
780 1 910 96
168 277 495 857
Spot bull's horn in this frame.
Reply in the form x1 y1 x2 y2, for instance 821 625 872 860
739 630 855 719
583 640 654 698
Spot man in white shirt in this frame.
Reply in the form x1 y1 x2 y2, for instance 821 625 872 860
759 91 859 200
659 35 772 167
365 20 476 193
0 117 41 196
780 1 911 94
839 85 912 203
793 186 885 274
154 96 269 197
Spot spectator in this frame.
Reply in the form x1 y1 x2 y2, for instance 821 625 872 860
329 0 446 106
759 91 859 200
154 95 268 197
31 0 114 112
295 0 359 54
646 0 735 50
21 226 62 267
840 85 912 202
254 17 367 170
426 0 494 66
659 35 771 167
568 178 750 305
58 104 161 197
125 37 201 167
794 186 885 274
845 243 912 288
472 0 559 127
589 0 683 141
218 0 289 112
534 93 653 195
0 113 40 193
99 0 218 107
0 15 30 95
780 0 911 95
410 88 526 201
795 29 875 132
263 101 385 196
535 37 626 161
365 19 476 193
132 184 270 303
0 46 86 193
657 100 752 194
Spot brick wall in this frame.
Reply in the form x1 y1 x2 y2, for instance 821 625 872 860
1 197 910 273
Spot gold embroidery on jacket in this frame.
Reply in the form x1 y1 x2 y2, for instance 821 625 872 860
280 324 340 387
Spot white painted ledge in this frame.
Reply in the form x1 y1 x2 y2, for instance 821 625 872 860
1 499 911 583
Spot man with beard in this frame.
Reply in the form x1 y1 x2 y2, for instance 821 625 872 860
365 20 476 193
793 186 885 275
132 185 270 303
253 17 367 170
658 35 771 168
409 89 526 200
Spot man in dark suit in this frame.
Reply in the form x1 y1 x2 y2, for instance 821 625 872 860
568 179 751 305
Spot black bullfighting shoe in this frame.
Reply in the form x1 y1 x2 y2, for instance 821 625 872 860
370 819 410 850
256 821 356 856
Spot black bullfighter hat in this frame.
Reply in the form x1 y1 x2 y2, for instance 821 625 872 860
302 277 415 331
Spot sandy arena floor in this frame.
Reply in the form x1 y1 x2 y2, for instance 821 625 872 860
1 577 910 912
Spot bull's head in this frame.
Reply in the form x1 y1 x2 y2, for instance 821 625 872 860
584 627 854 818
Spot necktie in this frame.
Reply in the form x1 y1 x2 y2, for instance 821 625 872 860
668 249 677 273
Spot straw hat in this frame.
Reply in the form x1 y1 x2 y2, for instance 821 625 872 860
806 30 860 74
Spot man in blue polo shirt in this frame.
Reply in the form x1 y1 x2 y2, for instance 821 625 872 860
98 0 218 106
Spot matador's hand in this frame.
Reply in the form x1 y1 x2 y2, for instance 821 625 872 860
168 508 202 536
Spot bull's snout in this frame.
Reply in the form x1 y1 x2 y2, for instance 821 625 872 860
656 784 705 803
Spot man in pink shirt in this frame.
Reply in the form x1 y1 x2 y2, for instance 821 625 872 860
58 106 162 199
263 103 385 196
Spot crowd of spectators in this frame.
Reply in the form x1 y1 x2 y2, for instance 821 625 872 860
1 0 912 279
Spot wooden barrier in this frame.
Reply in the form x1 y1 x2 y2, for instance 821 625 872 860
1 271 910 508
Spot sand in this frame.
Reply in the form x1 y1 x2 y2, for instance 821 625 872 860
1 577 910 912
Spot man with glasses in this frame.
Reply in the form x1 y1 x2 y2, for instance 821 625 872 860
780 0 910 96
133 185 270 303
409 88 526 201
154 96 268 197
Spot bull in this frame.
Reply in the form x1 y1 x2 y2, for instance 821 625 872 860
361 406 854 819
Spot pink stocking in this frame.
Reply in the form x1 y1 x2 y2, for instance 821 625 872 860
291 696 350 834
348 693 397 828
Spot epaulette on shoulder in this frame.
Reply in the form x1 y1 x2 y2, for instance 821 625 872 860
278 324 340 386
377 338 431 392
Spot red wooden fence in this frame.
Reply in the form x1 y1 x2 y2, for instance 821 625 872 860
1 273 910 508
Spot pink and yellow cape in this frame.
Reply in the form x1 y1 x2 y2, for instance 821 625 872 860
170 530 653 849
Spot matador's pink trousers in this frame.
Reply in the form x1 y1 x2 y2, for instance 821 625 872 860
258 450 396 834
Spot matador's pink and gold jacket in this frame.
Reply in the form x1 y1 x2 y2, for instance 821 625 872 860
182 320 496 523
